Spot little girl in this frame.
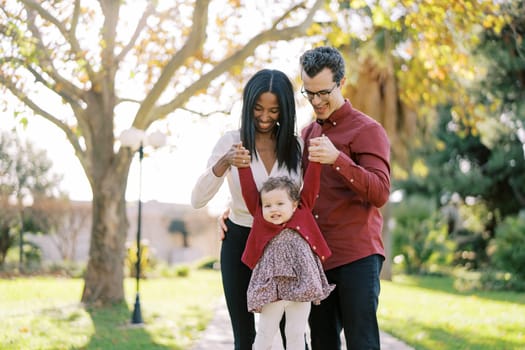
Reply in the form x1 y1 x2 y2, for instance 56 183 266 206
238 141 334 350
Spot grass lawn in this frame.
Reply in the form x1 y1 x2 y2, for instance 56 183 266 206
379 275 525 350
1 270 524 350
0 269 222 350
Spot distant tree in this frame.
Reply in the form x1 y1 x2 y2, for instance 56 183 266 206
0 197 18 266
0 0 324 304
0 131 62 266
29 197 91 261
396 1 525 270
168 219 189 248
312 0 507 279
400 0 525 223
316 0 509 172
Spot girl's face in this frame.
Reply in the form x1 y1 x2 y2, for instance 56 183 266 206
261 188 298 225
253 92 280 134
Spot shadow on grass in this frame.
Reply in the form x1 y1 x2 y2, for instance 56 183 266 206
392 274 525 305
84 302 173 350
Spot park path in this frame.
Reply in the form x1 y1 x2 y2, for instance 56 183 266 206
191 297 414 350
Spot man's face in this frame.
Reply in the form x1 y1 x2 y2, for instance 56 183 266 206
301 67 344 120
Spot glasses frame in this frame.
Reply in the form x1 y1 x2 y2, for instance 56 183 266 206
301 83 339 100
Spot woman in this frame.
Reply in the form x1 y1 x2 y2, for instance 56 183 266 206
191 69 302 349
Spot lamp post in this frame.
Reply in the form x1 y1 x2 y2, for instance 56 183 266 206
119 127 166 325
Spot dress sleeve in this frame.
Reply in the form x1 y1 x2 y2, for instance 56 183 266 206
238 166 259 216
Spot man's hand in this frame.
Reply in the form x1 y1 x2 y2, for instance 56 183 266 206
218 208 230 240
308 135 339 164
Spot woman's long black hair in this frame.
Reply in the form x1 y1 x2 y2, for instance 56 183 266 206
240 69 301 173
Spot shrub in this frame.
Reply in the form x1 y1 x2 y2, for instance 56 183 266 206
175 264 190 277
392 195 456 274
125 240 156 278
490 213 525 281
194 256 219 270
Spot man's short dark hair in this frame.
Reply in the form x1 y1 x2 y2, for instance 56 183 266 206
299 46 345 84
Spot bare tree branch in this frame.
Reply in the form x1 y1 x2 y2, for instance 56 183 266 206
23 5 87 102
116 1 156 64
134 0 211 129
271 1 307 29
0 75 86 170
71 0 80 34
0 56 84 112
153 0 324 120
180 106 233 118
21 0 96 79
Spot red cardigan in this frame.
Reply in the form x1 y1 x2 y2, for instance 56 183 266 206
239 160 332 270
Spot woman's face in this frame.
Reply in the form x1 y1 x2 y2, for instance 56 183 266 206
253 92 280 134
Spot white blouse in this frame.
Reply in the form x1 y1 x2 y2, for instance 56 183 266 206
191 129 303 227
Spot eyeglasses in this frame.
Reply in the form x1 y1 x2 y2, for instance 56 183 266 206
301 83 339 100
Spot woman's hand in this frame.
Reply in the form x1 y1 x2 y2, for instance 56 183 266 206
229 143 251 168
212 143 251 176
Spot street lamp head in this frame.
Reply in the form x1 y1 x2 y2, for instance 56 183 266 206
119 128 167 150
119 127 145 151
147 130 167 149
22 195 34 208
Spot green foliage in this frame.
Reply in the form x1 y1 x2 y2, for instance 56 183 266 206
21 240 42 269
392 195 456 274
174 264 190 277
194 256 219 270
491 213 525 281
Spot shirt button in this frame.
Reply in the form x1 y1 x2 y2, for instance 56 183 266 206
350 178 354 183
336 166 340 171
296 226 300 230
313 246 317 250
305 235 310 240
314 214 319 219
332 121 336 126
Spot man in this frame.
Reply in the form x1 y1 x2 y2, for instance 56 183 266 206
300 46 391 349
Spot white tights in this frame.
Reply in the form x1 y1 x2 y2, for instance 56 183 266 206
252 300 311 350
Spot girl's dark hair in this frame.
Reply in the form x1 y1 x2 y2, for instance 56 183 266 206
299 46 345 84
261 176 300 202
240 69 301 173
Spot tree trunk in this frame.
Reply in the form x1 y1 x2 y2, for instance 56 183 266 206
81 174 129 304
